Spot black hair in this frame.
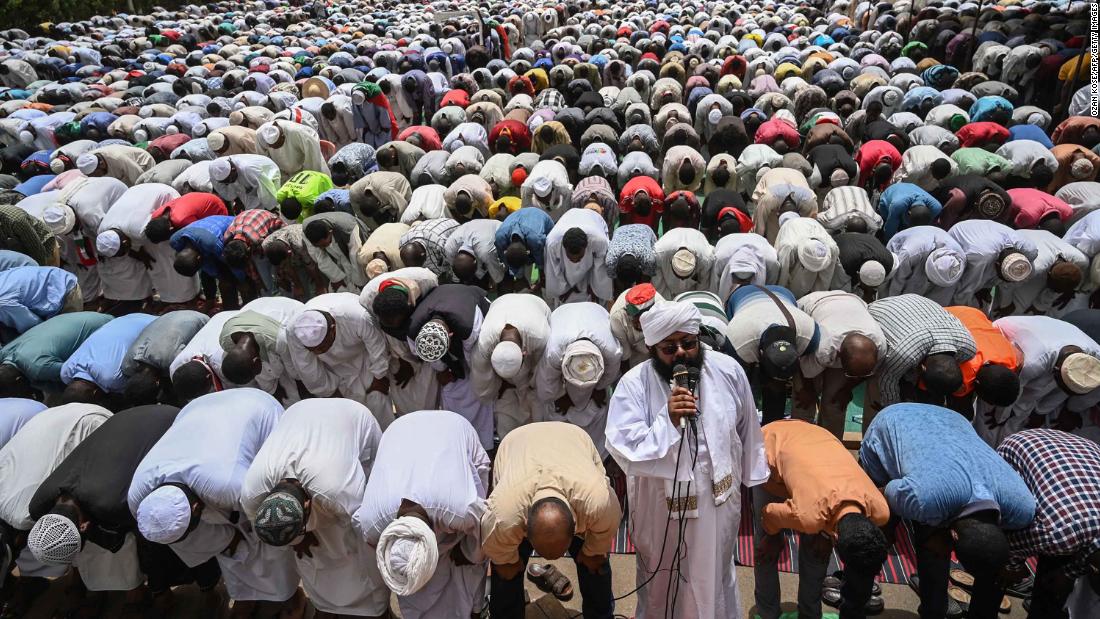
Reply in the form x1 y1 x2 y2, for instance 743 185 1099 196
222 239 250 269
921 353 963 397
0 364 29 398
372 286 411 320
504 240 529 268
1037 212 1065 237
144 216 172 243
264 239 290 266
280 197 302 221
930 158 951 180
123 365 161 406
303 220 332 244
835 513 888 574
221 348 259 385
953 516 1010 578
974 364 1020 407
173 248 202 277
171 361 214 402
907 204 933 227
562 227 588 254
617 253 644 285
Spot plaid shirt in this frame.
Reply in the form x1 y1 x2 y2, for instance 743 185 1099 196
223 209 285 248
400 218 459 276
999 429 1100 576
0 204 55 266
867 294 977 405
534 88 565 112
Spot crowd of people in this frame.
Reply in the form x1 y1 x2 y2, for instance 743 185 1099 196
1 0 1099 617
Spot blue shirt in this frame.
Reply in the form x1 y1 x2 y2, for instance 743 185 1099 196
0 250 35 272
0 266 78 333
0 397 47 449
169 215 234 278
860 403 1036 528
1008 125 1054 149
60 313 157 394
494 207 553 276
878 183 944 241
12 174 54 197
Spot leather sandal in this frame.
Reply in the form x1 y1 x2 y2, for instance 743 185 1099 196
526 563 574 602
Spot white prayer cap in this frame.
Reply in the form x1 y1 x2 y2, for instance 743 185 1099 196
778 211 799 228
491 340 523 379
291 310 328 348
1061 352 1100 394
376 516 439 596
137 486 191 544
207 131 227 152
366 258 389 279
925 248 964 286
671 248 696 277
27 514 81 566
641 300 701 346
561 339 605 387
1071 157 1094 180
42 204 76 235
829 168 849 187
50 158 66 174
75 153 99 175
531 174 553 197
209 157 232 182
257 123 281 146
858 260 886 287
999 252 1032 283
797 239 831 272
95 230 122 258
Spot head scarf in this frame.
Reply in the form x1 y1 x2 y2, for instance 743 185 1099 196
640 301 702 346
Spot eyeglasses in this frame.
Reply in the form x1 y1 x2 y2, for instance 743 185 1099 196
657 338 699 356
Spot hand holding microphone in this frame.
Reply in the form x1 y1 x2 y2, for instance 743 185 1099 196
669 364 698 429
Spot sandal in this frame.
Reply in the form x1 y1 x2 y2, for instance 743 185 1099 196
824 571 882 596
949 568 974 589
525 563 574 602
910 575 966 619
948 585 1012 613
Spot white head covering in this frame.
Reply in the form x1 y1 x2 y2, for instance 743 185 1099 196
207 131 227 152
42 204 76 235
257 123 282 146
415 320 450 362
640 300 702 346
27 514 81 566
797 239 831 272
999 252 1032 282
671 248 696 277
562 339 604 387
829 168 849 187
491 340 523 379
858 260 887 286
136 485 192 544
95 230 122 257
778 211 800 227
1071 158 1094 179
75 153 99 175
376 516 439 596
209 158 232 182
366 258 389 279
531 174 553 197
925 248 964 286
291 310 328 347
1061 352 1100 394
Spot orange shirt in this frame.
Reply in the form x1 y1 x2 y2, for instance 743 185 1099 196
761 420 890 536
945 306 1022 397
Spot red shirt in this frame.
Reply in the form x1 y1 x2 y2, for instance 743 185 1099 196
153 193 228 229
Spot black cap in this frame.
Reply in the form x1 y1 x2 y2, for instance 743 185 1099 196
759 325 798 380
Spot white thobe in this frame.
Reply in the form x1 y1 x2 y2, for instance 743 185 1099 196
544 208 613 308
1062 209 1100 311
976 316 1100 447
242 398 388 616
287 293 394 429
469 294 551 439
652 228 714 299
443 219 505 283
231 298 306 403
884 225 965 305
993 230 1088 318
126 389 298 602
711 233 781 303
534 302 622 457
255 121 330 179
169 310 256 390
17 191 102 300
307 223 368 294
948 220 1038 308
605 353 769 619
354 411 490 619
211 155 281 212
775 217 840 298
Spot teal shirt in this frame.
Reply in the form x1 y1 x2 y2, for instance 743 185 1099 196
0 312 113 392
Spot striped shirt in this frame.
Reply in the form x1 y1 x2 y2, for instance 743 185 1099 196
998 429 1100 576
400 218 460 276
867 294 977 405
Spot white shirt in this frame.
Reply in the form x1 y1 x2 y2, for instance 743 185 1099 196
544 208 613 305
796 290 887 377
470 293 551 402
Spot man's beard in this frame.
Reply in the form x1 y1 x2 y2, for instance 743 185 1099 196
650 346 705 383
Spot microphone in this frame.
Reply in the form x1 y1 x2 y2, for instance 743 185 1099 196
672 364 693 429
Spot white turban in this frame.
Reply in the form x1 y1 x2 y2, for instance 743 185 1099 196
562 339 604 387
640 300 702 346
136 486 191 544
797 239 831 272
671 248 696 277
1061 352 1100 395
207 131 227 152
491 340 523 379
95 230 122 257
1071 157 1094 180
366 258 389 279
291 309 328 347
999 252 1032 283
778 211 800 228
209 157 232 182
858 260 887 287
925 248 964 286
75 153 99 175
257 123 281 146
42 204 76 235
376 516 439 596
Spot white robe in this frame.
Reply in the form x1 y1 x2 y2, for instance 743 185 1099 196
948 220 1038 308
211 155 281 212
126 389 298 602
774 217 840 298
993 230 1088 318
242 398 388 616
169 310 256 390
652 228 714 299
354 411 490 619
544 208 613 308
605 352 769 619
884 225 965 305
711 233 780 304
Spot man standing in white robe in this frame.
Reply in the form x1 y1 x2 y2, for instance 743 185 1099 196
128 389 303 617
286 292 394 429
242 398 390 618
606 301 769 618
470 293 551 440
355 411 490 619
544 208 613 308
535 302 622 458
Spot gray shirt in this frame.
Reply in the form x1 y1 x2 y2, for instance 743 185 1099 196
123 310 210 375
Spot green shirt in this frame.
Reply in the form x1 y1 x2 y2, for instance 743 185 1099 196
0 312 113 392
218 310 283 361
276 171 335 222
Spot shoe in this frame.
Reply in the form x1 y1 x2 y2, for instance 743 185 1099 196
824 570 881 596
1005 575 1034 598
948 585 1012 614
909 574 965 619
949 568 974 589
821 589 885 615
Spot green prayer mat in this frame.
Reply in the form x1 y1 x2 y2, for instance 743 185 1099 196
755 612 840 619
